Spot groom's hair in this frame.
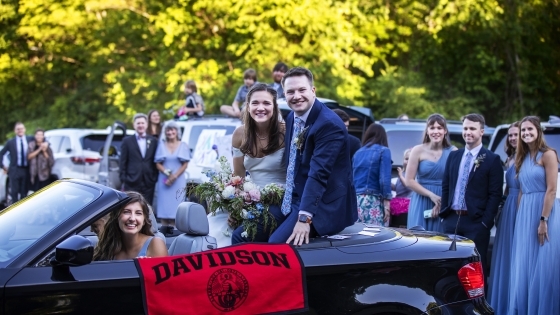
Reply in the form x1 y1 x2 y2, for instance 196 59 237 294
281 67 313 86
461 113 485 129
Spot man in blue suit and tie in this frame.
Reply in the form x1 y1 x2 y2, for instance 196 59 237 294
439 113 503 273
276 67 357 245
0 122 34 204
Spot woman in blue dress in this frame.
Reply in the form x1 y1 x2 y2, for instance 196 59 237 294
406 114 456 232
488 121 519 314
155 122 191 227
508 116 560 314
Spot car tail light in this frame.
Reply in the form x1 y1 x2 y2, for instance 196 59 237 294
71 156 101 165
458 262 485 298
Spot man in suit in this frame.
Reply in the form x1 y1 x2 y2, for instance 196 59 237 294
119 113 159 205
268 62 288 99
0 122 34 205
276 67 357 245
439 113 503 273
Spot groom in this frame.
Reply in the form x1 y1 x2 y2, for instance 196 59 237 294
274 67 357 245
439 113 503 273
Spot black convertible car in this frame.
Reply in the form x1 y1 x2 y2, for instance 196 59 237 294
0 180 493 315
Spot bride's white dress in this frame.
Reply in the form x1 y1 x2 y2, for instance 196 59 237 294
207 148 286 247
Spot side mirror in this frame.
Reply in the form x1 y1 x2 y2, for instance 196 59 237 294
53 235 93 267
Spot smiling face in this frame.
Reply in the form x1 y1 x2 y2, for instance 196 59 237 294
462 118 484 149
508 126 519 149
149 111 160 124
248 90 275 124
118 202 145 235
165 126 178 141
284 75 316 116
14 123 25 137
427 122 447 144
520 121 539 145
133 117 147 135
34 130 45 143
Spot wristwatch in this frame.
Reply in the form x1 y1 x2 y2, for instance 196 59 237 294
541 216 549 222
298 214 312 224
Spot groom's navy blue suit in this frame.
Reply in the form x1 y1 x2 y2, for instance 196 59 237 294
232 98 358 244
440 146 503 272
269 99 357 242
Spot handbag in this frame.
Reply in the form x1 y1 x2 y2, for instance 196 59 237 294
390 197 410 216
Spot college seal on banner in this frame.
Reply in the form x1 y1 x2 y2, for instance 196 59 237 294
207 268 249 312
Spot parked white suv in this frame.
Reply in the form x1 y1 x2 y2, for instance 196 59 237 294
45 128 133 183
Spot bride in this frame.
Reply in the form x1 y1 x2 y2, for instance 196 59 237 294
208 83 286 247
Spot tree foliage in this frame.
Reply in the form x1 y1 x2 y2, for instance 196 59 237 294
0 0 558 139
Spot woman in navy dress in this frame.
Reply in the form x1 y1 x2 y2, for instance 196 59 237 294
406 114 456 232
508 116 560 314
487 121 519 314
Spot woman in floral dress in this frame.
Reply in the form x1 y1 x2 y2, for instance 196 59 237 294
352 124 392 226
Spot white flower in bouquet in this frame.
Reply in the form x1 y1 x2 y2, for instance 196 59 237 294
243 181 258 192
241 209 249 219
241 231 248 238
221 185 236 199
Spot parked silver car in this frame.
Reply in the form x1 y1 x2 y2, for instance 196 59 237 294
45 128 133 183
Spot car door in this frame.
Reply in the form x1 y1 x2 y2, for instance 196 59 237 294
4 260 144 314
99 121 127 189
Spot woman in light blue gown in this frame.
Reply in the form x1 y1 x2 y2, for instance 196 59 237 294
508 116 560 314
406 114 456 232
154 122 191 227
488 121 519 314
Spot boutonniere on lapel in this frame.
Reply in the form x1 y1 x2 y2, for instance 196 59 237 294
474 153 486 172
293 126 310 151
146 139 151 150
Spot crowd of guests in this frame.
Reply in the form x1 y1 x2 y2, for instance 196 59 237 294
354 113 559 314
0 123 55 204
2 63 558 314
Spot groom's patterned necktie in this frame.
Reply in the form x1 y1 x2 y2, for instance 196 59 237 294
281 117 304 216
458 152 473 209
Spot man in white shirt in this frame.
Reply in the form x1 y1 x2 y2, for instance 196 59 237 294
440 113 503 273
0 122 34 204
119 114 159 205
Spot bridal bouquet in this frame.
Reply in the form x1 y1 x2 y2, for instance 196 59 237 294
190 156 284 240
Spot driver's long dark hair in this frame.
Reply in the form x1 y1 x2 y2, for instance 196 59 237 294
93 192 154 261
239 83 285 156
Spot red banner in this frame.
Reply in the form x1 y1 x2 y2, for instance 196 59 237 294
135 243 308 315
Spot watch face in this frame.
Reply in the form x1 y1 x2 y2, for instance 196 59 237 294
298 214 308 223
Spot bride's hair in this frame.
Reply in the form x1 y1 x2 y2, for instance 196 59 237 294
240 83 285 156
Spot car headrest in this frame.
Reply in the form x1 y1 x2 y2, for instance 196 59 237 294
175 202 209 236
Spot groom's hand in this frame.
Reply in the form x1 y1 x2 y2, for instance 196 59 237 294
287 222 310 246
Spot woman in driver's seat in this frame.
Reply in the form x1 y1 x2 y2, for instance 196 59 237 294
93 192 168 260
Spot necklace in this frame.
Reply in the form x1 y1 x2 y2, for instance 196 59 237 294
256 133 267 140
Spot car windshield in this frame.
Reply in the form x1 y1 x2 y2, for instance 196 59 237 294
0 182 99 265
